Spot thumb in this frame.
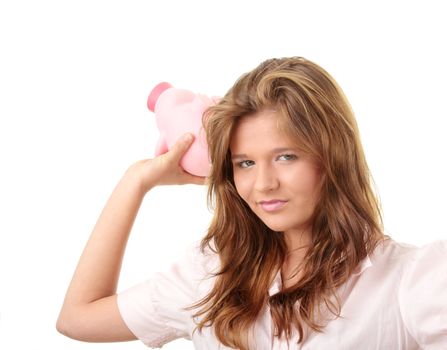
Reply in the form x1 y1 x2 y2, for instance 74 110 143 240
168 133 195 161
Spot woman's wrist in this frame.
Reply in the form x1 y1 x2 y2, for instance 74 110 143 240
124 160 158 196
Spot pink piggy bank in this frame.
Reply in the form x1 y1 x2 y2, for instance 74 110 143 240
147 82 217 177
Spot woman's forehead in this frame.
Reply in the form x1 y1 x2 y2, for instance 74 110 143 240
230 110 298 151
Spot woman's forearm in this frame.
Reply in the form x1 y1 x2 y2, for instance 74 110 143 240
59 168 146 312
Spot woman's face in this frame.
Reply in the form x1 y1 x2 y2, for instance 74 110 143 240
230 109 322 235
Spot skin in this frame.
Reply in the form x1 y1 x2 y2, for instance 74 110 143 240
230 109 322 286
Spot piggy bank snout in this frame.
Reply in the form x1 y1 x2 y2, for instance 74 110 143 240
147 82 173 112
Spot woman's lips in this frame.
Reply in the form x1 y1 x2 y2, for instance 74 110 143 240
259 200 288 212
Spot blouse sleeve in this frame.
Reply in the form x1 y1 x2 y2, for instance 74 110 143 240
398 240 447 348
117 242 213 348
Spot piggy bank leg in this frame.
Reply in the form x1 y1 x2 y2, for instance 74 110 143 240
154 134 168 156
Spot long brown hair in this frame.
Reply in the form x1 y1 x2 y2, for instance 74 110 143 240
189 57 384 349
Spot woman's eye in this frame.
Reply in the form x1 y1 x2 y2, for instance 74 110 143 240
277 154 297 161
238 160 255 168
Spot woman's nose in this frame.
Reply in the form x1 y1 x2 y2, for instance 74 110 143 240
254 166 279 192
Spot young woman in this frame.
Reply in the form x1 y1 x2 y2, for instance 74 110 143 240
57 57 447 349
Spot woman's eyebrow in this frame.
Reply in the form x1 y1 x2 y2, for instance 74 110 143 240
231 148 298 161
271 147 297 154
231 154 247 161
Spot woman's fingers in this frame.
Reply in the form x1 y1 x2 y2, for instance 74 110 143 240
166 133 195 163
148 133 206 186
165 133 207 185
179 172 207 186
132 133 207 191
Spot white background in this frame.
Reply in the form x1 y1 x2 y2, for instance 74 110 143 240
0 0 446 349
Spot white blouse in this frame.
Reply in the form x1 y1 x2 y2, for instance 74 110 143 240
117 239 447 349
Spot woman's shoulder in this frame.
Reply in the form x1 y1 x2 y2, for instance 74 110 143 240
370 237 447 266
368 237 447 295
396 238 447 285
393 238 447 346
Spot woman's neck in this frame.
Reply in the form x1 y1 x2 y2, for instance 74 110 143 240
283 227 311 255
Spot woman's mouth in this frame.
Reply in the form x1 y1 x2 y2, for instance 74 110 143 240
258 200 288 212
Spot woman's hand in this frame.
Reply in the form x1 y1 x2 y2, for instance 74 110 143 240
126 133 206 195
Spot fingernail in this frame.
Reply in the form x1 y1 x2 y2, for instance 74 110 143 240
183 133 193 142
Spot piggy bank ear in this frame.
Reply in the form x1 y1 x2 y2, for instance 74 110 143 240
147 82 173 112
211 96 221 104
154 134 168 156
